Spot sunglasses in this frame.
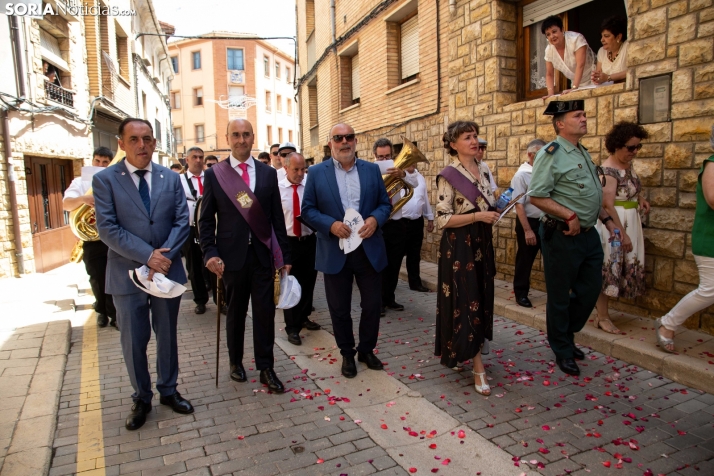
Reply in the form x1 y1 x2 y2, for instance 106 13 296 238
279 152 292 158
624 143 643 153
206 163 214 168
332 134 356 143
477 145 487 151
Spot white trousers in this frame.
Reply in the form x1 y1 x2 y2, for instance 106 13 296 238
661 255 714 330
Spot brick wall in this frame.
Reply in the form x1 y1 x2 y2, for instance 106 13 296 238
296 0 714 334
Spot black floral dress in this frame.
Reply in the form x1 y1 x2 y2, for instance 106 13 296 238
434 161 495 368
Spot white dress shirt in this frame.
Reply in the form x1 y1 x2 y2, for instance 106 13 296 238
64 176 91 199
181 170 204 226
124 160 153 196
277 167 287 181
401 170 434 221
278 177 313 237
229 155 256 192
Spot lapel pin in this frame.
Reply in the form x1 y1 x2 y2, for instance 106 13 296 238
160 174 164 178
121 172 126 175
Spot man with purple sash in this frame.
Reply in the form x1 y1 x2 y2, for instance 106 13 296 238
199 119 292 393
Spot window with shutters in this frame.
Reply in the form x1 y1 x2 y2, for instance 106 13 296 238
266 125 272 144
400 14 419 83
170 91 181 109
275 61 281 79
195 125 205 143
278 127 283 143
338 42 360 110
173 127 182 145
289 130 293 143
287 98 293 115
308 78 319 146
194 88 203 106
517 0 627 100
170 56 179 74
266 91 272 112
192 51 201 70
286 66 291 83
264 56 270 77
115 21 129 82
229 86 245 107
277 94 283 113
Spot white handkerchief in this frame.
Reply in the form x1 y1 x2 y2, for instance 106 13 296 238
339 208 364 254
130 265 186 298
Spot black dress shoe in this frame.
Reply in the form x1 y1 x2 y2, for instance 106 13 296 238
342 355 357 378
303 319 321 330
159 391 194 414
109 318 118 329
380 306 386 317
221 304 228 315
385 301 404 311
516 296 533 308
556 357 580 376
97 313 108 327
410 285 430 292
195 304 206 314
230 363 247 382
125 401 151 431
260 368 285 393
287 332 302 345
358 351 384 370
572 347 585 360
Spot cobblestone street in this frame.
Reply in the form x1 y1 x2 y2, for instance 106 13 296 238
47 274 714 476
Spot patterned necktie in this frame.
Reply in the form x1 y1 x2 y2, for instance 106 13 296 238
292 184 302 237
134 170 151 214
238 162 250 187
196 175 203 195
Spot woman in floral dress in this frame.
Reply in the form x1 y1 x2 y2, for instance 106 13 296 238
434 121 500 396
595 122 650 333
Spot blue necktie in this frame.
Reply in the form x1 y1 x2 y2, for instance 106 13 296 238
134 170 151 214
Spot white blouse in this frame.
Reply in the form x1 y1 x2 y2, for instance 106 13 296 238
597 40 628 76
544 31 595 87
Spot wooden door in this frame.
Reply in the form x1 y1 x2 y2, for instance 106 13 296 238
25 156 78 272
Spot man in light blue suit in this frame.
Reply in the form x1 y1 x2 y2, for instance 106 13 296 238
93 118 193 431
302 123 392 379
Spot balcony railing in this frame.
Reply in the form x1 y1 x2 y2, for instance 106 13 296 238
44 80 74 107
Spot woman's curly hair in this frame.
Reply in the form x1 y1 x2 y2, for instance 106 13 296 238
605 121 649 154
443 121 480 156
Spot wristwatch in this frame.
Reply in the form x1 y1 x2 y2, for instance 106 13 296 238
601 216 613 225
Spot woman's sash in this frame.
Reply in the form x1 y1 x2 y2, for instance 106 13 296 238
438 166 493 211
212 160 284 270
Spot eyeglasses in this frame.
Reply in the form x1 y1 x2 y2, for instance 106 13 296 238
279 152 292 158
332 134 356 143
625 143 643 153
206 163 214 168
271 151 279 156
375 155 392 160
477 146 487 151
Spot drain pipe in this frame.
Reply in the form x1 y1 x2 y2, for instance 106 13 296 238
330 0 336 44
449 0 456 16
2 110 25 275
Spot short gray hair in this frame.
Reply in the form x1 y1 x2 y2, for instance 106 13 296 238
527 139 546 154
372 138 393 157
283 151 304 167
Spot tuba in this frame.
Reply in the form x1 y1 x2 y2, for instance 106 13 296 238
69 150 125 262
383 137 429 218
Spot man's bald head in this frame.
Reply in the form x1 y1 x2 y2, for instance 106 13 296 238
284 152 307 185
226 119 255 161
328 123 357 165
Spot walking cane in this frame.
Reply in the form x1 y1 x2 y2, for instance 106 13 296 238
215 276 223 388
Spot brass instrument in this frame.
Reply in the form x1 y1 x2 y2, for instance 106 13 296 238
383 137 429 218
69 150 125 263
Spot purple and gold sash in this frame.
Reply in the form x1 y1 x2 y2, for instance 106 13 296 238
438 166 494 211
212 160 284 270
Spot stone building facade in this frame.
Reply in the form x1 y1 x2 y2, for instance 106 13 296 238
1 0 174 276
296 0 714 333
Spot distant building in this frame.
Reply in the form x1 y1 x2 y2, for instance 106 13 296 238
0 1 174 275
168 32 298 158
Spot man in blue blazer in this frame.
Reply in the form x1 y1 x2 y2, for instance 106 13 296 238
94 118 193 431
302 123 392 378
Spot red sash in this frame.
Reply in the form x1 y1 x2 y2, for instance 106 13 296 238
438 166 495 212
212 160 284 270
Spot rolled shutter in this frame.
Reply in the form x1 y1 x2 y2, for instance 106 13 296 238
400 15 419 80
523 0 595 27
351 54 360 100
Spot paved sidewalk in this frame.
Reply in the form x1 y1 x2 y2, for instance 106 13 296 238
45 263 713 475
401 262 714 395
0 264 89 476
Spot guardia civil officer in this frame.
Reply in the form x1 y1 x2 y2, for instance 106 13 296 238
529 100 617 376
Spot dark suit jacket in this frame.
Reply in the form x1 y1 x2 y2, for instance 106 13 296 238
199 158 291 270
301 158 391 274
93 160 189 295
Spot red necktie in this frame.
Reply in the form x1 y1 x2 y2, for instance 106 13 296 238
238 163 250 187
196 175 203 195
292 184 302 237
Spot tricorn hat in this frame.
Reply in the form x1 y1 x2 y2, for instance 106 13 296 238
543 100 585 116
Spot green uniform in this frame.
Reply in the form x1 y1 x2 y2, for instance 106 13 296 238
692 155 714 258
528 135 605 360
